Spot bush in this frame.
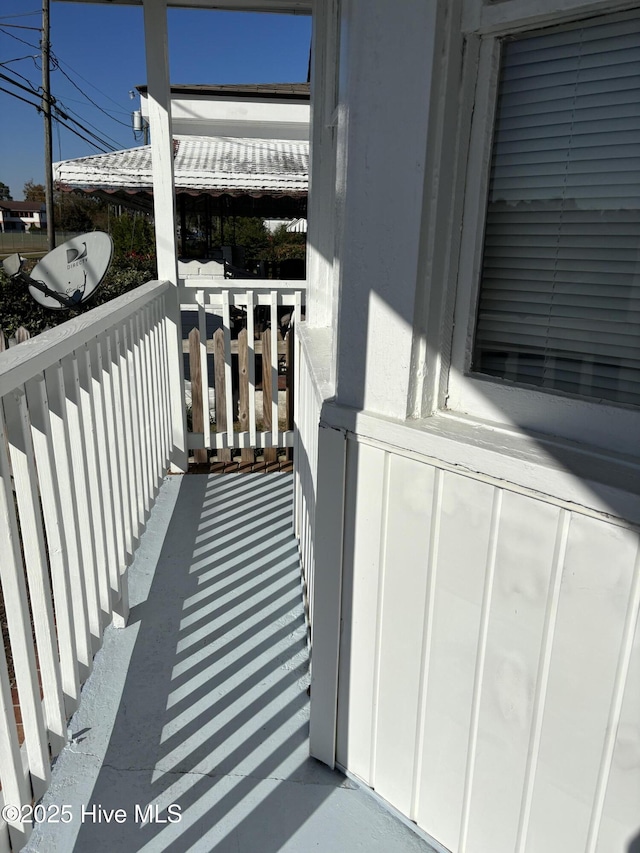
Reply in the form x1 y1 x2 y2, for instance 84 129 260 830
0 266 50 337
0 228 158 338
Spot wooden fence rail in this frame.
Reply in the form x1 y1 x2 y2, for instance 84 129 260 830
0 327 32 351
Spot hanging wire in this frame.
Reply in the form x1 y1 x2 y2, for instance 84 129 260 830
57 99 126 149
0 23 41 31
53 104 118 152
0 63 40 93
51 57 133 127
0 84 40 110
0 26 40 50
0 11 41 20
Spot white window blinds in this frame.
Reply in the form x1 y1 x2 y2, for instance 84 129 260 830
472 14 640 406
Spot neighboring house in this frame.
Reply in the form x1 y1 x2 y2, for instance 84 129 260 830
264 217 307 233
54 83 310 260
138 82 310 141
50 2 640 853
0 200 46 232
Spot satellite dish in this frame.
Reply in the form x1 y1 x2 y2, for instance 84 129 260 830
2 232 113 310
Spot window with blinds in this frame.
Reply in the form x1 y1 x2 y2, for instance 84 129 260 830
472 14 640 407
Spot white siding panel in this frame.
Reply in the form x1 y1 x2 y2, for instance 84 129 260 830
417 472 495 852
526 516 638 853
596 598 640 853
465 492 560 853
336 440 386 782
373 453 435 815
322 425 640 853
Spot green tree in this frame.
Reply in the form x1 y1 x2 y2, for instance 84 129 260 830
0 181 12 200
23 181 45 202
108 211 156 259
232 217 270 266
55 193 101 233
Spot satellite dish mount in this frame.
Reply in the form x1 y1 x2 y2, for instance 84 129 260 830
2 232 113 311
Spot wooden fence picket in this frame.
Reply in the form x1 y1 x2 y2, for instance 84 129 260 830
262 328 277 463
188 327 207 464
213 327 231 462
238 329 253 463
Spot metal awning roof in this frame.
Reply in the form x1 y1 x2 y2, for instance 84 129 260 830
54 135 308 211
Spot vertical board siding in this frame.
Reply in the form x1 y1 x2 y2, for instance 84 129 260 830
525 517 638 853
334 436 640 853
336 440 386 780
465 492 561 853
596 568 640 853
0 283 177 850
374 453 436 815
418 472 495 852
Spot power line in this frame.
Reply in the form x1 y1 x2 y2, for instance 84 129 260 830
0 11 41 20
0 26 40 50
0 58 128 148
51 52 135 114
0 60 40 91
0 83 40 111
52 59 133 127
0 78 116 154
53 113 110 154
57 92 131 119
0 54 40 67
1 60 127 152
0 23 41 31
0 69 43 100
57 99 127 149
53 104 118 152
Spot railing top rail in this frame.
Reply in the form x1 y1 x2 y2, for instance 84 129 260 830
178 278 307 293
0 279 173 398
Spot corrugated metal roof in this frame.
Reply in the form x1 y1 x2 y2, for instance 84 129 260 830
53 135 308 197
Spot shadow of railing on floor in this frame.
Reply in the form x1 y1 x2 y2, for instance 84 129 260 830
71 472 344 853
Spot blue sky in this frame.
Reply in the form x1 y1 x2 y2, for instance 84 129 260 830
0 2 311 199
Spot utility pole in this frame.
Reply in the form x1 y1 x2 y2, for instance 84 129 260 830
41 0 55 251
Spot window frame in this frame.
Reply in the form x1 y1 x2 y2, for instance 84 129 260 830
445 4 640 458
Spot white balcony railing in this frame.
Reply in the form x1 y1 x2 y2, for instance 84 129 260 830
178 281 306 464
0 279 184 851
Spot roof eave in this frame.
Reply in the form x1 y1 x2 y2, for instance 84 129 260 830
53 0 311 13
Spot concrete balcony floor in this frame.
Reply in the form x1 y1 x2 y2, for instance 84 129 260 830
24 472 437 853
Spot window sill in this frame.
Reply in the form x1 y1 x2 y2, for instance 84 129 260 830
319 403 640 527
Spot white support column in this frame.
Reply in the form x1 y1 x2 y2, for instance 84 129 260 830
143 0 178 285
308 0 340 334
143 0 188 472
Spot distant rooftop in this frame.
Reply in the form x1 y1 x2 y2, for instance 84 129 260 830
0 200 44 212
136 83 310 100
